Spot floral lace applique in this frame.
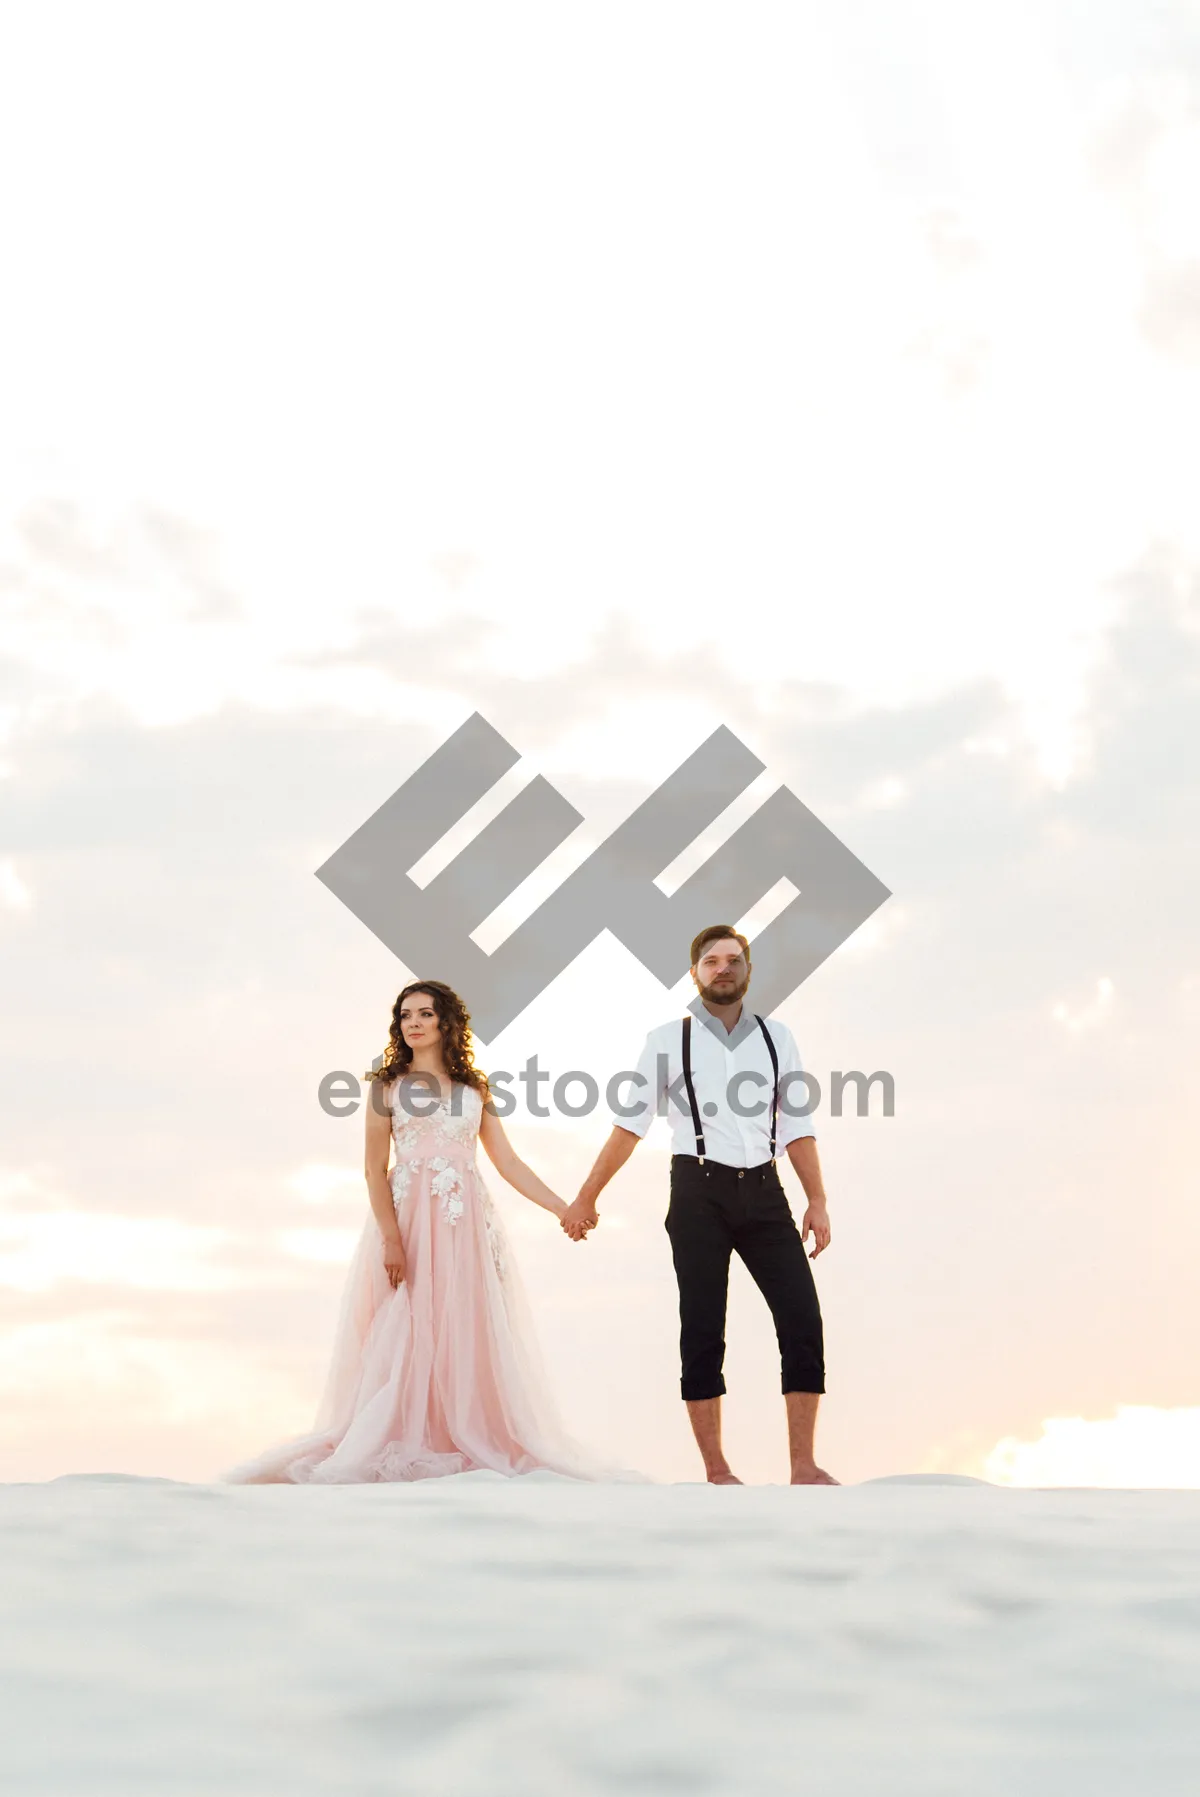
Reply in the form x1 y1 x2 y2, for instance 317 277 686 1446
476 1181 508 1283
390 1160 412 1213
391 1113 423 1155
390 1085 479 1152
436 1101 478 1144
429 1156 465 1226
425 1088 480 1144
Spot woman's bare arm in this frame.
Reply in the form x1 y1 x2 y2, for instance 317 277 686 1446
560 1125 640 1239
478 1104 567 1220
364 1080 406 1286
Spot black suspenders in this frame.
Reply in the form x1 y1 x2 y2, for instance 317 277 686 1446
759 1016 781 1157
681 1012 781 1164
680 1013 705 1161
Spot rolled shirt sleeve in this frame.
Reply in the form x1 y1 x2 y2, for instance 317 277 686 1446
608 1026 665 1137
772 1022 818 1146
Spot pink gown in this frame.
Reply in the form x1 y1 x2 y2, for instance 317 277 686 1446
221 1078 613 1484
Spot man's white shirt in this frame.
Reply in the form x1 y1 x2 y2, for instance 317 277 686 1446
610 995 817 1169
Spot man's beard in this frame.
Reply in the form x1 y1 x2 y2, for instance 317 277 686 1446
697 972 750 1007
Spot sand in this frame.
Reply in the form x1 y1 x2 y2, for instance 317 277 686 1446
2 1472 1199 1794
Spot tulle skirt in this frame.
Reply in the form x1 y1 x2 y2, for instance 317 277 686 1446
219 1153 626 1485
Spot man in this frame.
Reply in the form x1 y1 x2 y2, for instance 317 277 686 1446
561 925 837 1486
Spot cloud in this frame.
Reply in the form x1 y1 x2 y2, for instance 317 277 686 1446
1084 63 1200 364
1141 259 1200 363
0 859 32 911
1050 975 1115 1032
284 1164 373 1208
0 1209 243 1294
0 1168 358 1295
3 0 1200 1478
0 537 1197 1481
0 1309 317 1482
277 1227 362 1265
985 1405 1200 1488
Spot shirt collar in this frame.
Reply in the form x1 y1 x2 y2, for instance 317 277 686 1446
686 992 762 1049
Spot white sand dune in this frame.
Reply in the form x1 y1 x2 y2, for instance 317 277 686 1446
2 1474 1199 1795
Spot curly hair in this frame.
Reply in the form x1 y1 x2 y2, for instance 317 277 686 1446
363 980 490 1099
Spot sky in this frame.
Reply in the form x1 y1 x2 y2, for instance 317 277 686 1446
2 0 1199 1486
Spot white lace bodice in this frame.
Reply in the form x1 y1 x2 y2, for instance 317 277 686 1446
388 1078 483 1163
386 1081 504 1270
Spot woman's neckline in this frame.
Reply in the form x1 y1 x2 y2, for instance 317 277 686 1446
393 1074 463 1104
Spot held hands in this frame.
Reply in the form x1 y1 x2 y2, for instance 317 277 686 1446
560 1193 598 1243
801 1202 831 1259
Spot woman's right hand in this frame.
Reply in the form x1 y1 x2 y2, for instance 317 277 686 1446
382 1234 406 1288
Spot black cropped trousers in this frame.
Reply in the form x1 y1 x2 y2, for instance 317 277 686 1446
665 1153 825 1402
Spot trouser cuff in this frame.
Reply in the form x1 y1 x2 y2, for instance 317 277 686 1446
681 1377 727 1401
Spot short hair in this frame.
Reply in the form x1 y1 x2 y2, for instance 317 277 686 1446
690 923 751 968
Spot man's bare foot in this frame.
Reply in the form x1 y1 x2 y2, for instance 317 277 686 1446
790 1463 840 1485
706 1466 744 1485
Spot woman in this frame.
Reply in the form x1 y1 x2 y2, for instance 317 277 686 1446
221 980 613 1483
